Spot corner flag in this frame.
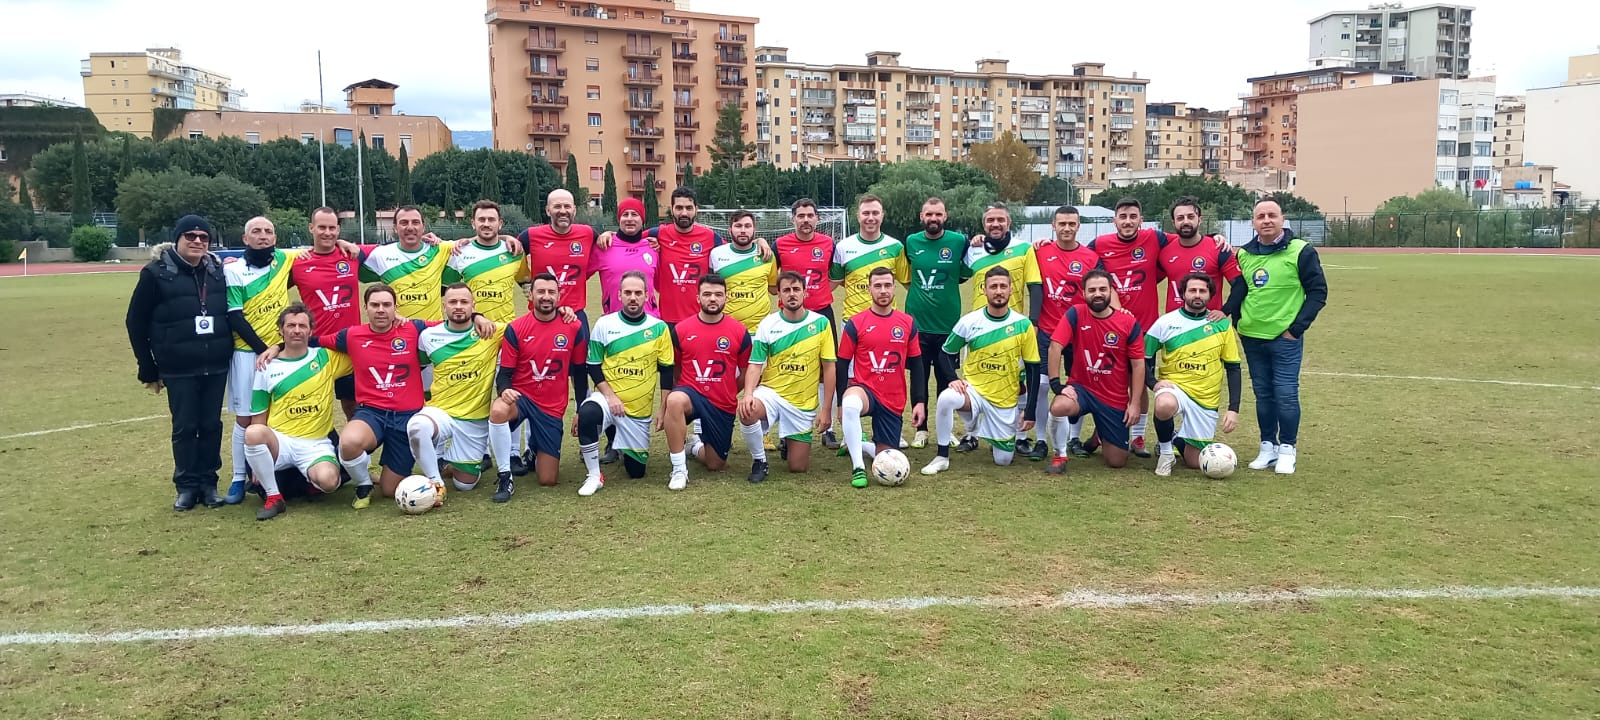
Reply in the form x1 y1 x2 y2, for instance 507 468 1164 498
16 248 24 260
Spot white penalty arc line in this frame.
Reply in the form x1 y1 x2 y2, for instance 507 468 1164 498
3 585 1597 648
0 415 166 440
1306 371 1600 392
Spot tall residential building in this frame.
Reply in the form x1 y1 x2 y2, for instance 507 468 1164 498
1307 3 1474 79
484 0 756 204
752 49 1147 190
1144 102 1227 174
1296 76 1496 215
1493 95 1524 167
175 80 452 164
1523 54 1600 205
79 48 245 137
1239 67 1414 170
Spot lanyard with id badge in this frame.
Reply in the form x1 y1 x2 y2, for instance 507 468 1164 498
194 266 216 335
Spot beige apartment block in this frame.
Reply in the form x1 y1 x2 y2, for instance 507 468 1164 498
484 0 756 205
80 48 245 137
1297 77 1497 215
1239 67 1414 171
1494 95 1524 168
753 49 1148 192
1566 51 1600 85
176 80 452 163
1144 102 1227 174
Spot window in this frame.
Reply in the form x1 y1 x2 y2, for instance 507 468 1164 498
0 145 6 162
368 105 380 116
371 134 384 150
245 132 260 145
1505 143 1511 151
589 139 602 154
587 85 601 100
1340 33 1351 39
1473 141 1491 157
300 132 316 144
590 166 603 182
334 128 353 147
586 57 600 71
587 113 602 126
188 130 205 139
399 134 412 152
584 30 599 44
1439 89 1458 105
1436 140 1456 156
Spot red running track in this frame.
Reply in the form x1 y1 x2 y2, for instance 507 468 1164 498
0 262 144 277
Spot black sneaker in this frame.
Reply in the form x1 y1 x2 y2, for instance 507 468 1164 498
778 439 789 461
509 451 529 476
1069 438 1091 458
821 430 840 450
600 447 620 465
173 489 199 512
1027 441 1049 462
1016 438 1034 455
256 496 287 521
492 472 515 503
747 459 769 484
955 435 980 453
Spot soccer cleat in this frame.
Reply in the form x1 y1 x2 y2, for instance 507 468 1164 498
686 434 704 459
600 447 620 465
851 469 870 489
955 435 980 453
899 436 909 449
1068 438 1090 458
432 480 446 508
1131 436 1152 458
173 489 199 512
352 484 373 509
920 455 950 475
1248 441 1279 470
911 430 929 449
1274 444 1297 475
578 474 605 497
668 469 688 491
508 451 528 476
1081 437 1101 456
223 479 247 505
1027 440 1049 462
821 430 841 450
256 495 287 521
747 459 769 484
1015 438 1034 456
778 438 789 461
764 433 778 451
1154 450 1176 477
492 472 515 503
1046 456 1070 475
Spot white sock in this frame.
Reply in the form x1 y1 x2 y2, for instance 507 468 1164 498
243 443 280 496
1158 440 1173 454
580 441 600 478
231 424 248 481
741 422 767 462
1051 413 1071 457
935 388 960 448
1034 375 1052 441
841 395 866 470
341 452 373 487
669 450 687 474
407 415 441 483
489 421 513 473
686 434 704 461
1132 413 1147 440
518 422 529 453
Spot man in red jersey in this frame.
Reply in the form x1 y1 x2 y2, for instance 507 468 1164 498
289 207 372 420
1027 205 1100 460
519 189 598 326
773 197 837 326
1161 196 1240 315
836 267 925 489
1046 269 1145 471
647 187 723 323
487 274 590 502
658 273 756 487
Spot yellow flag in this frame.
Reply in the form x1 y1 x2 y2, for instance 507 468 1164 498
1455 226 1462 238
16 248 24 260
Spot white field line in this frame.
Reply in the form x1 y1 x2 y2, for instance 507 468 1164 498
2 585 1596 648
1320 264 1378 270
0 415 166 440
1306 371 1600 392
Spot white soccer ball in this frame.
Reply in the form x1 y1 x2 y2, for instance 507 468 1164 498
872 449 911 487
395 475 439 514
1199 443 1237 479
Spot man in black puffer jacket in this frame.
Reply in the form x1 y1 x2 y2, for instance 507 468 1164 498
126 215 267 510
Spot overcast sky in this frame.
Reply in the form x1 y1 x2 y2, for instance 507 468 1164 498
3 0 1594 132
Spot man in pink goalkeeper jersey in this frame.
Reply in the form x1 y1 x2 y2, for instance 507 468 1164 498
591 197 660 318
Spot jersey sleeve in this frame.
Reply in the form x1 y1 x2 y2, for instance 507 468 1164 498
828 245 846 282
1022 324 1041 363
571 321 590 363
837 320 858 358
893 248 910 284
737 330 753 366
655 329 675 368
711 230 724 248
1219 247 1242 282
586 333 604 365
249 367 272 415
819 319 837 362
1050 307 1077 347
940 321 967 355
1144 329 1161 359
499 332 521 368
1125 321 1146 364
906 319 922 357
317 329 348 353
749 334 769 365
1023 246 1042 285
1221 326 1242 365
225 269 246 311
326 349 353 377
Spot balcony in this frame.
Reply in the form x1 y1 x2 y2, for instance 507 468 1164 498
906 128 934 145
623 72 663 86
528 123 571 137
672 51 698 62
627 100 664 113
1019 128 1050 143
526 38 568 52
621 45 662 61
625 126 665 139
714 33 749 44
673 75 699 88
676 120 701 130
716 76 749 89
628 179 667 192
626 153 665 167
802 115 835 126
1242 141 1266 153
801 95 835 108
675 144 701 155
526 94 570 108
1109 131 1131 147
717 53 748 67
716 100 748 112
149 66 183 81
674 97 699 110
526 67 568 80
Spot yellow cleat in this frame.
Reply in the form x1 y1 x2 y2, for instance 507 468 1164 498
351 495 370 510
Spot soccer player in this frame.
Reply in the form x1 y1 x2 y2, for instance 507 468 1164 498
591 197 660 318
659 274 756 487
773 198 837 328
1162 197 1241 315
243 303 350 520
223 217 298 503
1032 205 1100 459
362 206 452 322
709 209 777 332
921 266 1041 475
837 267 925 488
902 197 969 449
1144 272 1242 476
408 284 507 493
827 194 907 450
445 200 528 324
520 189 598 328
1046 269 1145 471
289 207 367 420
651 187 723 324
576 271 676 494
739 271 837 475
488 274 590 500
962 204 1043 457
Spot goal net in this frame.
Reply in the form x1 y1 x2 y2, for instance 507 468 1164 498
693 207 850 243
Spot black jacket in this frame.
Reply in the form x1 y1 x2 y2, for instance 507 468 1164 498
126 245 235 382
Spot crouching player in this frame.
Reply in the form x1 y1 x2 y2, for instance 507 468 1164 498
408 283 506 493
1144 272 1242 476
244 303 350 520
1046 269 1145 471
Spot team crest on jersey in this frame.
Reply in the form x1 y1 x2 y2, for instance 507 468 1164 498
309 360 320 371
1104 331 1119 346
1252 268 1270 287
811 247 823 260
554 334 569 348
1068 260 1084 274
644 328 655 339
939 247 953 261
1131 247 1146 261
570 241 583 255
891 326 905 340
1191 256 1206 270
335 259 351 274
390 338 408 351
807 323 816 332
691 242 704 254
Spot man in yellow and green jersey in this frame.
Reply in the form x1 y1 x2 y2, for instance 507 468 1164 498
830 195 908 319
708 209 777 332
408 283 506 493
576 272 677 492
738 271 837 476
225 216 301 499
444 200 528 324
1144 271 1242 477
962 204 1041 316
243 302 352 520
363 206 453 322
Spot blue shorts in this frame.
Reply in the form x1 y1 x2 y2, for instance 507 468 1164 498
1070 383 1129 450
852 385 904 449
352 406 419 474
676 386 734 460
512 395 565 459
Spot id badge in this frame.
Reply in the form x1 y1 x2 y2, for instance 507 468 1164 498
194 315 216 335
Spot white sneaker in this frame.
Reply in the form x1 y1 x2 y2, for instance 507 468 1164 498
911 430 929 449
920 455 950 475
578 474 604 496
668 469 688 491
1154 450 1176 477
686 434 703 459
898 436 909 449
1274 444 1297 475
1248 441 1279 470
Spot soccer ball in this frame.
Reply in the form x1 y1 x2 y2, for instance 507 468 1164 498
395 475 439 514
871 449 911 487
1199 443 1237 479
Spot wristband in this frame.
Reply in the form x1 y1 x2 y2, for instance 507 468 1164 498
1049 378 1065 396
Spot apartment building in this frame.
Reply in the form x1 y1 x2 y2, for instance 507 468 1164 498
752 49 1148 189
1239 67 1415 170
1308 3 1474 79
79 48 245 137
1296 76 1497 215
175 80 452 163
1493 95 1524 168
1144 102 1228 174
484 0 756 203
1523 54 1600 205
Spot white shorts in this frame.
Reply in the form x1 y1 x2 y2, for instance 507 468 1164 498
752 385 817 441
269 430 339 475
1154 385 1218 445
416 406 489 469
228 351 258 415
584 392 652 456
954 388 1019 449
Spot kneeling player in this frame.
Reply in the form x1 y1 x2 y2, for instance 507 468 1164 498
409 284 505 493
244 303 350 520
1144 272 1241 475
661 274 755 488
838 267 926 487
488 274 589 501
739 271 837 476
921 266 1040 475
1046 269 1145 470
576 272 675 494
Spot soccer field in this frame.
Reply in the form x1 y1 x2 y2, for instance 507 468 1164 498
1 253 1597 719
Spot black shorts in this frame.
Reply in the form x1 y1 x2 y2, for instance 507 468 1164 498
676 386 734 460
334 373 355 401
1070 383 1130 450
351 406 418 474
512 395 565 459
815 305 838 339
852 385 904 449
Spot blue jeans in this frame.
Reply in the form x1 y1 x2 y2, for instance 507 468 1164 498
1241 335 1304 446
